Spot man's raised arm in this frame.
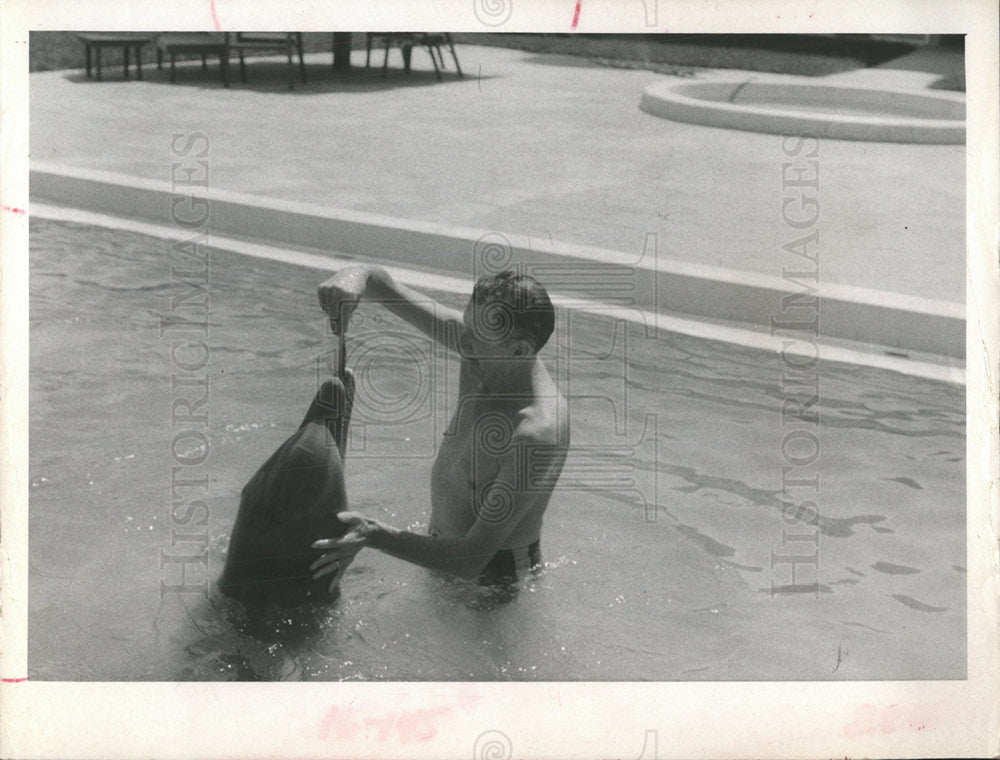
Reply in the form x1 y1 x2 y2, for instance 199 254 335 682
318 265 463 351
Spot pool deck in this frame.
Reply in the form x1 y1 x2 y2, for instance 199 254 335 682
27 42 967 359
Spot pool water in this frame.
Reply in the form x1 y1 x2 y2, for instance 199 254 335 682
28 218 966 681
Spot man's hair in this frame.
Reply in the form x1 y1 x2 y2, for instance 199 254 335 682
470 270 556 352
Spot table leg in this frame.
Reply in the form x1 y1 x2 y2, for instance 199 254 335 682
332 32 352 72
123 45 130 79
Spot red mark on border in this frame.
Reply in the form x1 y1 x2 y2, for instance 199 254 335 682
843 702 939 737
210 0 221 31
3 205 26 215
319 691 483 745
571 0 582 30
2 677 28 683
319 705 452 744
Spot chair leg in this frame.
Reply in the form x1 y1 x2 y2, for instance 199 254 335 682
85 44 92 78
202 53 208 70
446 35 463 77
382 39 390 77
221 53 230 88
156 48 162 69
239 52 246 83
365 33 372 68
135 45 144 80
287 45 294 89
170 53 176 83
123 45 130 79
297 34 306 83
95 46 103 81
427 44 442 80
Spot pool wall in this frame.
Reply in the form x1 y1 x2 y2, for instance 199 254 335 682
30 161 964 360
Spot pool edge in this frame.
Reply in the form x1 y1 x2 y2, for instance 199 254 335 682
29 162 965 362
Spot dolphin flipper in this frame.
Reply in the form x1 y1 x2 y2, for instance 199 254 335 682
219 373 355 606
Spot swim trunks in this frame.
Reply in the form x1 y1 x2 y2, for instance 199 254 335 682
477 540 542 587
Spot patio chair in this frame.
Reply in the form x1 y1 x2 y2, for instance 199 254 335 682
365 32 462 81
415 33 463 80
156 32 230 87
228 33 306 89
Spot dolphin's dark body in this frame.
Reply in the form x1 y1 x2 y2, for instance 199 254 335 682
219 369 354 606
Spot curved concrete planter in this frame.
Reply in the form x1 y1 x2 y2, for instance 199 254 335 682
640 79 965 144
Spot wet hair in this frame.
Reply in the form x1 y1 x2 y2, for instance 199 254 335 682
470 270 555 352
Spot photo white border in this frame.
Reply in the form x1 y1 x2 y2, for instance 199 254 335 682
1 1 997 758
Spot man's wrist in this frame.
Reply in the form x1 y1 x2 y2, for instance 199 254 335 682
366 519 393 551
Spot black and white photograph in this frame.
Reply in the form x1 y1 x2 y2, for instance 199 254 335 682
2 1 997 758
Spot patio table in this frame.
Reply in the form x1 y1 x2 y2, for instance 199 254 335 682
76 33 154 81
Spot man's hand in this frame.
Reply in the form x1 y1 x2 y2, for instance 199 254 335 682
317 266 375 335
310 511 386 593
318 265 463 352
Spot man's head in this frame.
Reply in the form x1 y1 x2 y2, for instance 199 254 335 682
461 271 555 363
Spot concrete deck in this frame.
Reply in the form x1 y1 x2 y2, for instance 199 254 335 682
28 43 966 352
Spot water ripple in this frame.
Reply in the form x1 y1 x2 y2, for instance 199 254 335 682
890 594 949 613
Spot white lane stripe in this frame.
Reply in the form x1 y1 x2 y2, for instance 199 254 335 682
30 203 965 386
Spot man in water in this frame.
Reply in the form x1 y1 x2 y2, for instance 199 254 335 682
310 266 569 591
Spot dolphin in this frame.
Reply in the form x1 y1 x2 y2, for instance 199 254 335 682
219 334 354 607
